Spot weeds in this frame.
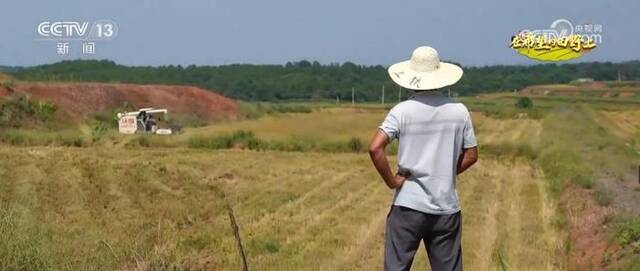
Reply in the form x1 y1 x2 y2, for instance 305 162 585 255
92 122 108 143
537 147 592 195
186 130 368 153
550 213 568 230
0 95 57 128
0 129 85 147
188 130 265 150
572 174 593 189
0 208 50 270
615 218 640 253
238 102 312 119
595 186 614 206
481 142 538 160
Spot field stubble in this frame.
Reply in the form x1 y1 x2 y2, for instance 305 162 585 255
0 144 563 270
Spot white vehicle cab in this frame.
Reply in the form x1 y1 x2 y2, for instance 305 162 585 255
117 108 176 135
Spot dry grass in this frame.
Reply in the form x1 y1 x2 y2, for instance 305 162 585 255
171 106 543 151
0 101 574 270
472 113 543 146
183 107 386 143
0 146 563 270
595 110 640 148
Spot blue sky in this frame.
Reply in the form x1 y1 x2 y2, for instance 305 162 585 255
1 0 639 67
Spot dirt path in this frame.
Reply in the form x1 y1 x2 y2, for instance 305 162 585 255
561 186 613 270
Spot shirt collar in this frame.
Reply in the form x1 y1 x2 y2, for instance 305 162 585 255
409 90 446 99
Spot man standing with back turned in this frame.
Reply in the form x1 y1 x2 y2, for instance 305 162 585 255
369 46 478 271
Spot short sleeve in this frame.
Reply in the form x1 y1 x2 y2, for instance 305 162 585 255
379 108 400 140
463 110 478 148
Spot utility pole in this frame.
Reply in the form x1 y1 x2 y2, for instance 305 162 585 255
618 70 622 82
351 87 355 105
382 85 385 105
398 86 401 102
336 95 339 104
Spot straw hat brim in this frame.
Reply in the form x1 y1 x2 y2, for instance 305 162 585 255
388 61 463 90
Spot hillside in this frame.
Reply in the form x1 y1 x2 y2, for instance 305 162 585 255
8 59 640 101
0 82 238 121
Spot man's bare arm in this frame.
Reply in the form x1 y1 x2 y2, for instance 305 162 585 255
457 146 478 175
368 130 407 189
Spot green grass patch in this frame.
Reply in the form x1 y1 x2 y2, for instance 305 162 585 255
186 130 369 153
616 221 640 248
537 146 592 195
572 174 594 189
238 102 313 119
0 129 86 147
481 142 538 160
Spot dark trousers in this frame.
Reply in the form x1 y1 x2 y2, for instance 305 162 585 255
384 206 462 271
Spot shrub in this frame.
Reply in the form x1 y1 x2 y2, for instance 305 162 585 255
515 97 533 109
347 137 363 152
34 101 56 122
573 174 593 189
0 95 57 128
92 122 108 143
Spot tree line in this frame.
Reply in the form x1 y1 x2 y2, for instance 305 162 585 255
6 59 640 101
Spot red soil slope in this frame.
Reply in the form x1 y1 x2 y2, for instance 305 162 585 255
2 82 237 120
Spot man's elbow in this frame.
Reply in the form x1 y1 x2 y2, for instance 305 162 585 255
469 155 478 165
368 144 383 156
465 147 479 165
469 150 479 165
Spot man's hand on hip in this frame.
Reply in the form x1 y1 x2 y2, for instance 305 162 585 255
392 171 410 188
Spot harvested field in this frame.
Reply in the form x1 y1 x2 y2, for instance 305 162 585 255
0 146 563 270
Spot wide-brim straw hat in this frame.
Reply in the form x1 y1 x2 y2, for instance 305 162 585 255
388 46 463 90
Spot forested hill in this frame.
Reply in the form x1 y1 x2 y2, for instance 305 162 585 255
7 60 640 101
